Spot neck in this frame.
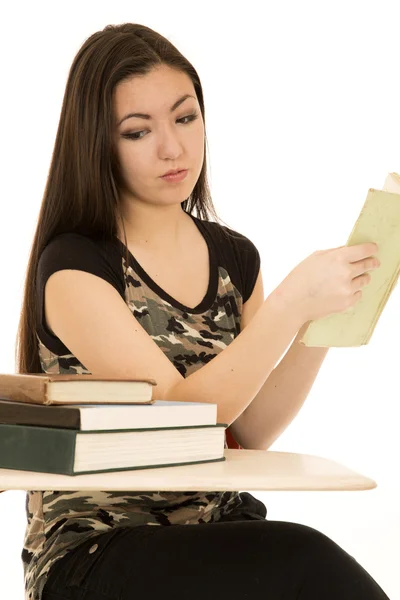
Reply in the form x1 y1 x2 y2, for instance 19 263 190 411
116 202 192 253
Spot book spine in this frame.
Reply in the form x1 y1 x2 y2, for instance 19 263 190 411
0 374 49 405
0 402 81 429
0 423 75 474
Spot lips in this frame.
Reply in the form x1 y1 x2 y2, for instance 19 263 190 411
161 169 186 177
160 169 188 182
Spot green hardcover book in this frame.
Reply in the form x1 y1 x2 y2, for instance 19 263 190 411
0 422 227 476
300 181 400 347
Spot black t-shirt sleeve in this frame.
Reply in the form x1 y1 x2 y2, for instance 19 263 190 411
242 236 261 303
36 232 125 354
220 225 261 303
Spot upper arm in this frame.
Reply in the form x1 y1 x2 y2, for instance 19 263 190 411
240 267 265 330
44 269 184 401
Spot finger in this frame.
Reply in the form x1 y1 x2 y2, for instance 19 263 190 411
349 256 379 279
346 242 379 262
351 272 371 292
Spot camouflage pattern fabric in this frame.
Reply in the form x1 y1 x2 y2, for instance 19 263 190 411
23 252 247 600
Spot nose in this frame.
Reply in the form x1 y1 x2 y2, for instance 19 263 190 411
157 125 185 158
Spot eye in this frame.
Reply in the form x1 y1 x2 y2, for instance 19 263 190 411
122 111 199 141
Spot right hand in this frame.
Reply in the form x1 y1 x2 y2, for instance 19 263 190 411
274 242 380 322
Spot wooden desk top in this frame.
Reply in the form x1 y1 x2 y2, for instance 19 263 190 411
0 450 377 492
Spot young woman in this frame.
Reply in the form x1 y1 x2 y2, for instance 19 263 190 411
16 22 389 600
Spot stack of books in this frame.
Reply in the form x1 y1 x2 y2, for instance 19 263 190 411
0 373 227 476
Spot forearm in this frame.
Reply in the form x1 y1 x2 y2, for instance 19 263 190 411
167 292 304 426
239 321 329 450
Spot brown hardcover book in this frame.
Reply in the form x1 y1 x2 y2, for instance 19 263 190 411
0 373 157 406
0 398 217 431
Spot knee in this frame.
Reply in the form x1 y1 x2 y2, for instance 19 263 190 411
272 520 356 565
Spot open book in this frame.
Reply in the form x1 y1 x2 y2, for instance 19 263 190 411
299 172 400 347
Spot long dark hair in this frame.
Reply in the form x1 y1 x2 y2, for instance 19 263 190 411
15 22 235 375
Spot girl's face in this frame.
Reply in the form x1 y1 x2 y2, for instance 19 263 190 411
113 64 205 208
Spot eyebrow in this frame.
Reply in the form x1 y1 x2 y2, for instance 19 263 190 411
116 93 196 127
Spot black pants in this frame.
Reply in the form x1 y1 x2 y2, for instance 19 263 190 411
42 499 390 599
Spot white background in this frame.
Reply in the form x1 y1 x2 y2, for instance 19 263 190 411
0 1 399 598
